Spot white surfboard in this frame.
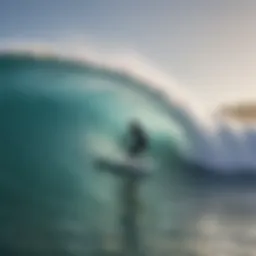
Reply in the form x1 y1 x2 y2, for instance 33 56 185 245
95 156 154 179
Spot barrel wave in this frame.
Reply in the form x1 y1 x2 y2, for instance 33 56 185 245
1 50 256 255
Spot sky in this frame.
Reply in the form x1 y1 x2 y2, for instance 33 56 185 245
1 0 256 113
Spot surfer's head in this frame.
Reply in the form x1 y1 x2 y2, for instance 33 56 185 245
129 119 143 134
127 119 148 156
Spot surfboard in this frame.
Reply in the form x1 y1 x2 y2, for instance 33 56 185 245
95 156 153 179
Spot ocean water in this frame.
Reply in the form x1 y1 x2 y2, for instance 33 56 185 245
1 51 256 256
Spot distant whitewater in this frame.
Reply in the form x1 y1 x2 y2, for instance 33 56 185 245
1 47 256 255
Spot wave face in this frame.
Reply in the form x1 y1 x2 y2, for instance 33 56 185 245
0 52 189 255
1 51 256 255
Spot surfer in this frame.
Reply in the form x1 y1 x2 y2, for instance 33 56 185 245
120 120 149 256
96 120 149 256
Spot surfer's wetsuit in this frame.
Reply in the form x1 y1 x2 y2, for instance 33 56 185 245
96 121 149 255
121 121 149 256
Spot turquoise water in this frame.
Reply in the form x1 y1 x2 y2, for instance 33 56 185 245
1 53 256 256
0 54 185 255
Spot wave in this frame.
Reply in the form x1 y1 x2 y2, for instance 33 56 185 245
2 43 256 255
1 44 256 177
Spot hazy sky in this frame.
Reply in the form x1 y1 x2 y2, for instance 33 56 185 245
1 0 256 111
